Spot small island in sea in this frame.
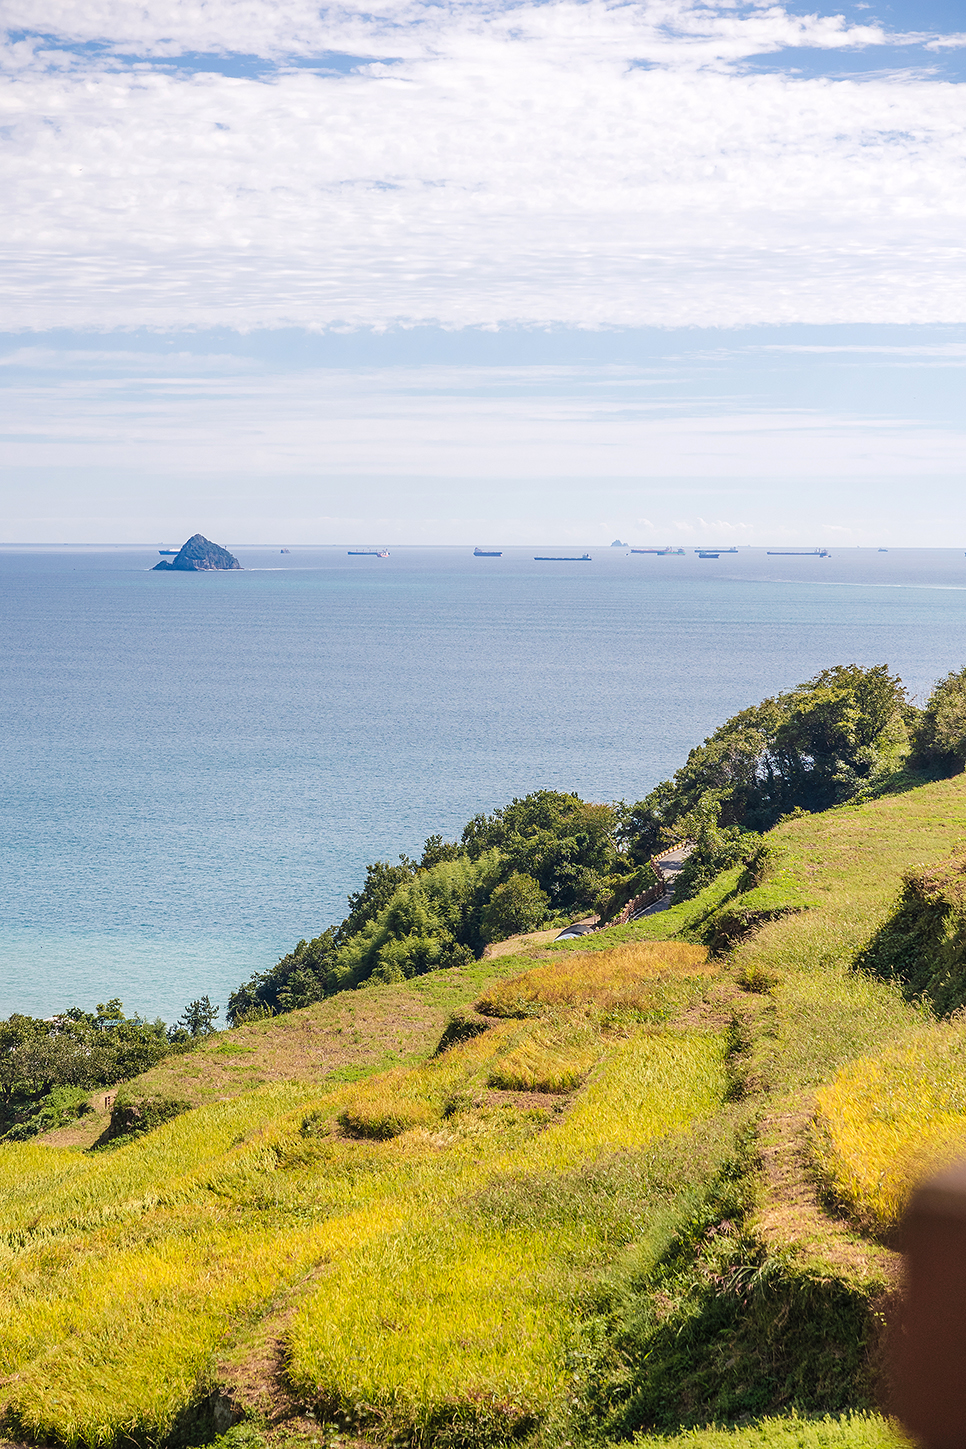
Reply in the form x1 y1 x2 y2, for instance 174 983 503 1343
153 534 241 571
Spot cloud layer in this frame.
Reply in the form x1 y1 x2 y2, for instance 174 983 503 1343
4 0 966 329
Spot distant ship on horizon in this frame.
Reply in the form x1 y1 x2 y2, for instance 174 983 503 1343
473 547 502 556
348 549 390 558
534 553 592 562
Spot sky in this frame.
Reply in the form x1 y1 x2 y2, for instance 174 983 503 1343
2 0 966 545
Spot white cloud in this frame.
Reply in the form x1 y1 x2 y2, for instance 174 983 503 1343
2 358 963 478
2 1 966 329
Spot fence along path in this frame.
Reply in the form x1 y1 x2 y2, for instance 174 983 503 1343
615 841 693 925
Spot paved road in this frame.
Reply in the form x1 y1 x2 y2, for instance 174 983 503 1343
630 844 693 919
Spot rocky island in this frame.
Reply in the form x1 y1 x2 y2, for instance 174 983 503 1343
153 535 241 571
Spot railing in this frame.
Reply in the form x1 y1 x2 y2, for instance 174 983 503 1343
610 840 693 925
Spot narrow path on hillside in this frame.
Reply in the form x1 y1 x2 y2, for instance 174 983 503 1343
629 842 693 919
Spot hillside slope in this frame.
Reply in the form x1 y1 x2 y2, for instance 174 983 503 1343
7 775 966 1449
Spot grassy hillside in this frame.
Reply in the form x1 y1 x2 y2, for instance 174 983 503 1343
9 773 966 1449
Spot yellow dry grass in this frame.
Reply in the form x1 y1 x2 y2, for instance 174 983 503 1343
814 1020 966 1235
486 1021 603 1092
0 952 726 1448
475 940 712 1017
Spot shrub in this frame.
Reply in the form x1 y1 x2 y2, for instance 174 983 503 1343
101 1094 193 1143
2 1086 92 1141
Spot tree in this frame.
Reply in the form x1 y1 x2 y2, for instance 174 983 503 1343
478 873 550 944
227 928 338 1025
912 667 966 772
621 664 914 856
338 858 415 942
419 834 464 869
174 996 219 1038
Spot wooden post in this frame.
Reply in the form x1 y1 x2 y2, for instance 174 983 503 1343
893 1158 966 1449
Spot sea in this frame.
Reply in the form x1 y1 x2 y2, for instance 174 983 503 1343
3 543 966 1024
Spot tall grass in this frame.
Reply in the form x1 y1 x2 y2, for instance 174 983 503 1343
486 1020 603 1092
0 1084 322 1244
286 1029 727 1443
476 941 712 1017
645 1411 907 1449
814 1019 966 1234
336 1023 516 1138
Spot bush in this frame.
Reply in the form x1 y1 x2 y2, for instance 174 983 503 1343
101 1093 193 1143
2 1086 92 1141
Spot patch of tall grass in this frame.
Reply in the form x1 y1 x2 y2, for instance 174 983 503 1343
476 942 712 1018
0 1083 322 1244
287 1030 727 1443
486 1021 603 1092
640 1411 907 1449
814 1019 966 1234
336 1022 516 1138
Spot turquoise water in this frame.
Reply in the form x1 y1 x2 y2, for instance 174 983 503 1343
3 543 966 1022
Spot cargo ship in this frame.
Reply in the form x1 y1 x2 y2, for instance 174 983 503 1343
473 548 502 556
534 553 592 562
347 549 390 557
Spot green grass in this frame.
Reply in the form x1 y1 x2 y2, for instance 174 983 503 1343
639 1413 907 1449
9 774 966 1449
286 1029 728 1446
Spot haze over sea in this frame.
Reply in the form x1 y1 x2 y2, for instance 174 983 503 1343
4 543 966 1023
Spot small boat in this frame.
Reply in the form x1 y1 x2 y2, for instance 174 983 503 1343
534 553 592 562
473 548 502 557
878 548 888 553
280 548 290 554
698 552 719 559
766 549 829 557
347 550 390 557
158 549 178 556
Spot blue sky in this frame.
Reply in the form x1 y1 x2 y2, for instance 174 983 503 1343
2 0 966 544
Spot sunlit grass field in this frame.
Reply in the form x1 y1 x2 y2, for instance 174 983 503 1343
10 775 966 1449
814 1019 966 1235
0 947 726 1448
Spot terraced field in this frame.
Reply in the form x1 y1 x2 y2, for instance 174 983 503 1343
8 774 966 1449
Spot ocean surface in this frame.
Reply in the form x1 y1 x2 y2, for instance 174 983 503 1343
4 543 966 1023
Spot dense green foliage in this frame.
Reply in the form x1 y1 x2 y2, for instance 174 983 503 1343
910 665 966 771
229 792 643 1022
0 999 185 1140
0 1001 171 1099
229 663 966 1023
621 665 914 864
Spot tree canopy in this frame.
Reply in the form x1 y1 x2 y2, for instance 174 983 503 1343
229 664 938 1023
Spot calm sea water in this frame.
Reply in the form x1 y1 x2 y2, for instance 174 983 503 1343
4 543 966 1023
